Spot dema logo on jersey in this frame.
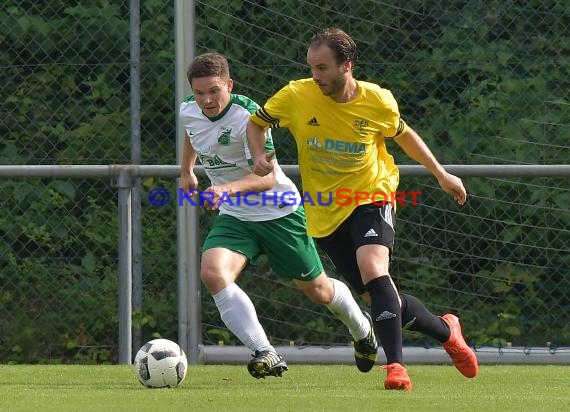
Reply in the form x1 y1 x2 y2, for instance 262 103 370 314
306 136 365 154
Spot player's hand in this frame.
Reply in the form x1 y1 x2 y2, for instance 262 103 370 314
201 184 228 211
437 172 467 205
180 172 198 196
252 151 275 176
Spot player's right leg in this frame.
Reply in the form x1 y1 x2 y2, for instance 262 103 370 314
202 215 287 379
358 246 411 390
316 204 412 390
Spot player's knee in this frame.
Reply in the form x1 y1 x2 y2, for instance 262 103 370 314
200 271 217 291
304 282 334 304
357 246 390 278
200 265 227 292
200 262 215 281
308 290 333 304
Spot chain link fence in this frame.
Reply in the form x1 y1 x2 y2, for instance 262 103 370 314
1 1 568 363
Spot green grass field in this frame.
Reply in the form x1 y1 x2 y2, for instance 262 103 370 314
1 364 568 412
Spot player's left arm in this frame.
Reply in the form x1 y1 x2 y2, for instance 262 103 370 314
205 117 276 211
216 124 277 197
208 171 275 197
203 171 275 211
394 127 467 205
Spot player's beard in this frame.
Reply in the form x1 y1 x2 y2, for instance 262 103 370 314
321 74 347 99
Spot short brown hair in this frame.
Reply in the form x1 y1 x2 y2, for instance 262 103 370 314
187 52 230 83
309 27 358 66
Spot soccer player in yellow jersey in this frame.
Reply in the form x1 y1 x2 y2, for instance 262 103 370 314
247 27 478 390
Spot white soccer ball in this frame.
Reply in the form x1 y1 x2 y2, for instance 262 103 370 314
133 338 188 388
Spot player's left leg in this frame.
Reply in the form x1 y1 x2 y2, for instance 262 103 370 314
401 294 478 377
203 216 288 379
258 207 378 373
294 273 378 373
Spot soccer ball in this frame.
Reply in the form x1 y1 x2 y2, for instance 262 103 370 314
133 338 188 388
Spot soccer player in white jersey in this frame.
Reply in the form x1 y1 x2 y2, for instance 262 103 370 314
247 28 479 390
179 52 378 378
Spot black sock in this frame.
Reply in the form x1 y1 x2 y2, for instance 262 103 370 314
400 294 450 343
365 276 404 365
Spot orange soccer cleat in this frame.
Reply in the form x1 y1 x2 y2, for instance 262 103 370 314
441 314 479 378
381 363 413 391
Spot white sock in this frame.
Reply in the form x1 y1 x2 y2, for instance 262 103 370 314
212 282 274 353
325 278 370 341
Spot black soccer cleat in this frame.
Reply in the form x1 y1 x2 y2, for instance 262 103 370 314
247 350 288 379
354 311 378 372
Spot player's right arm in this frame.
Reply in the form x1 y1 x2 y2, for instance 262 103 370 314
180 132 198 193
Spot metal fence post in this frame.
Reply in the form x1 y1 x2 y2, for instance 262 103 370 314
116 170 133 364
129 0 143 355
175 0 202 364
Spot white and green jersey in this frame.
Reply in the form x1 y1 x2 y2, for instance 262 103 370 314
179 93 300 222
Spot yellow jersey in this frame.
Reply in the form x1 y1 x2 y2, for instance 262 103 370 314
251 78 408 237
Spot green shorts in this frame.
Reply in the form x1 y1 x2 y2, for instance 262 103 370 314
202 207 323 281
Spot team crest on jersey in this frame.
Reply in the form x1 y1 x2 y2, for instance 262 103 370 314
217 127 232 145
353 118 370 135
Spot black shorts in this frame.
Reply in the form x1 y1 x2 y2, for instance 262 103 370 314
315 203 396 295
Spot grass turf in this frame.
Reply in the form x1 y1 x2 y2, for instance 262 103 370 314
0 364 568 412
